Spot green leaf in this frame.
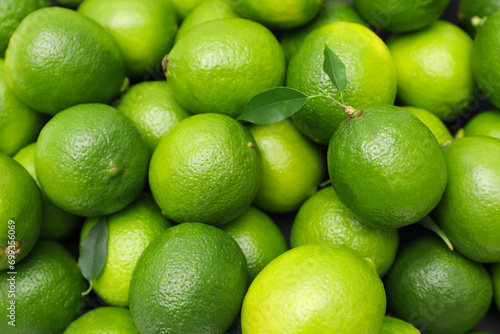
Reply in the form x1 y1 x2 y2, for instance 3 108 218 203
237 87 309 125
323 45 347 94
78 217 108 281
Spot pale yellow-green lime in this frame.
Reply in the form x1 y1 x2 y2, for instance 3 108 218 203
0 153 42 270
78 0 177 79
149 113 262 225
13 143 82 241
402 106 453 147
220 206 288 281
116 81 190 154
464 110 500 140
290 186 399 277
241 243 386 333
166 18 285 118
287 21 397 144
388 21 474 120
248 119 326 213
168 0 208 19
64 307 140 334
35 104 149 217
379 316 420 334
80 193 172 307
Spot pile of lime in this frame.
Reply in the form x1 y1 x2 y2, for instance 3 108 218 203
1 0 500 333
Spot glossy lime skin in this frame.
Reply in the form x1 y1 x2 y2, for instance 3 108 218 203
64 307 140 334
464 110 500 140
354 0 450 32
0 153 42 270
290 186 399 277
166 18 285 118
402 106 453 147
4 7 126 115
385 235 493 334
379 316 420 334
129 223 248 334
35 104 149 217
287 22 397 144
0 241 87 334
459 0 500 36
149 113 262 226
434 136 500 263
388 21 474 120
472 10 500 110
327 105 447 229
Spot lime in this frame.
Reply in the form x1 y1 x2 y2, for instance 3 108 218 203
464 110 500 140
80 193 172 307
4 7 126 115
380 316 420 334
280 0 367 63
116 81 190 154
354 0 451 32
228 0 324 29
0 59 44 157
166 18 285 118
129 223 248 334
64 307 140 333
78 0 177 79
149 113 262 226
0 241 87 333
492 263 500 311
56 0 84 8
287 21 397 144
248 119 326 213
388 21 474 120
35 104 149 217
290 186 399 277
13 143 82 241
459 0 500 36
402 106 454 146
327 105 447 229
0 0 50 57
168 0 207 19
220 206 288 281
385 235 493 334
175 0 239 43
0 153 42 270
434 136 500 263
241 243 386 333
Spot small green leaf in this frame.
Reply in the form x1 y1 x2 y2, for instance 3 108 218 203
78 217 108 282
323 45 347 94
418 216 454 251
237 87 309 125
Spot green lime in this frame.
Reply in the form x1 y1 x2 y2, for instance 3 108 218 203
4 7 126 115
388 21 474 120
0 0 50 57
434 136 500 263
380 316 420 334
0 241 87 333
0 153 42 270
241 243 386 333
385 235 493 334
464 110 500 140
64 307 140 333
116 81 190 154
459 0 500 36
166 18 285 118
78 0 177 79
35 104 149 217
149 113 262 226
13 143 82 241
80 193 172 307
280 0 367 63
129 223 248 334
290 186 399 277
220 206 288 281
354 0 451 32
168 0 207 19
175 0 239 43
287 21 397 144
402 106 454 147
492 263 500 311
248 119 325 213
228 0 324 29
0 59 44 157
327 105 447 229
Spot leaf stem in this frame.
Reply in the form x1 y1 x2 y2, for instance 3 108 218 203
82 281 93 297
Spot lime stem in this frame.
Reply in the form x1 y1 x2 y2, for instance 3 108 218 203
313 86 363 120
